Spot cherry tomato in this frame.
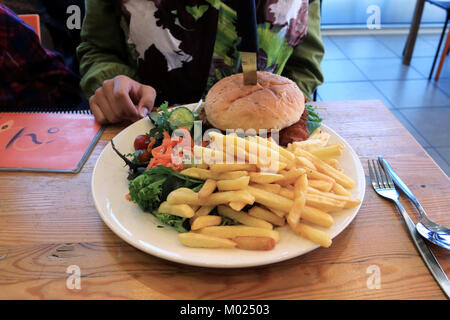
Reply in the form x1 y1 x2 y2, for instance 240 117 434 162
134 135 150 150
138 149 151 163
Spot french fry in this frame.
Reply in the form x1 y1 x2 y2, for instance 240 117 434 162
191 205 215 224
293 173 308 197
180 167 217 180
257 160 287 173
306 169 336 183
245 139 294 170
307 187 361 209
233 236 276 251
251 135 296 163
167 188 255 207
209 163 257 173
250 183 282 194
194 205 215 217
190 205 200 212
194 163 209 170
229 201 247 211
332 183 351 197
295 156 317 170
224 137 284 171
325 158 340 169
221 141 247 165
296 149 355 189
249 172 284 184
305 194 346 212
276 168 306 186
286 142 293 151
191 215 222 231
279 188 294 200
211 132 248 164
287 174 308 228
288 195 305 228
198 179 217 199
190 205 216 225
157 201 195 218
267 207 286 218
217 176 250 191
209 131 283 169
310 144 342 160
218 205 273 230
193 145 226 165
216 171 248 180
292 139 323 151
178 232 236 248
248 206 285 226
198 226 280 243
247 185 294 213
308 179 334 192
292 223 332 248
275 161 288 171
302 206 334 228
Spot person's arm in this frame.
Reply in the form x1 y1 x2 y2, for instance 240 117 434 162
77 0 139 99
77 0 155 124
282 0 324 99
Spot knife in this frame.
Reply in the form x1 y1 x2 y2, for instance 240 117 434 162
378 156 424 209
235 0 259 85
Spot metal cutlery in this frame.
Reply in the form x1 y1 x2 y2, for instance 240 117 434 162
368 159 450 298
236 0 259 85
379 156 450 250
192 99 204 114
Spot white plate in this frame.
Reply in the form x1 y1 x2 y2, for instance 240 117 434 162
91 108 366 268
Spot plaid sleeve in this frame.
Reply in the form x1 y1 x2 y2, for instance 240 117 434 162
0 4 85 110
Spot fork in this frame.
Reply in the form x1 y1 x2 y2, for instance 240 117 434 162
368 159 450 298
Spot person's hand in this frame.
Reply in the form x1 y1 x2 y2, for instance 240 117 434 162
89 75 156 124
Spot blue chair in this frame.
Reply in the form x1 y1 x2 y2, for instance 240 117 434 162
426 0 450 79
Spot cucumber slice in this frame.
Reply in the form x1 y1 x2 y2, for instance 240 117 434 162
169 107 195 130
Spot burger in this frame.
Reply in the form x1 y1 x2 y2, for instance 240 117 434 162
202 71 311 146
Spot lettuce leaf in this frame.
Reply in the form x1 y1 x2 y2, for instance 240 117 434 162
128 165 204 230
155 213 189 233
306 104 323 134
128 172 166 212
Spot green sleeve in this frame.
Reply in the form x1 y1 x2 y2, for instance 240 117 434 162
77 0 139 98
282 0 324 99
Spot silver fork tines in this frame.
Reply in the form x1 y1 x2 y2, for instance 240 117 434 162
368 159 397 200
368 158 450 298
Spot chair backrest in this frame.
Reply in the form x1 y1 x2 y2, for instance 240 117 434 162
18 14 41 42
427 0 450 11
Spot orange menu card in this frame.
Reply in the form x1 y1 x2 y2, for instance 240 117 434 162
0 112 103 173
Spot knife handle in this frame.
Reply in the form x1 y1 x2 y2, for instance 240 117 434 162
379 157 427 218
235 0 259 53
393 199 450 298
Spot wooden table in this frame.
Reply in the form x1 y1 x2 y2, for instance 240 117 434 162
0 100 449 300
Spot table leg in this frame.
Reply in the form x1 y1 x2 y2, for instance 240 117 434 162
403 0 425 66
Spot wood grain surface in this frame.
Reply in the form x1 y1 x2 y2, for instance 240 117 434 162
0 100 448 300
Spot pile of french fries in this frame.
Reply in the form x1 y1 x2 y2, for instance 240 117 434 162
159 128 361 251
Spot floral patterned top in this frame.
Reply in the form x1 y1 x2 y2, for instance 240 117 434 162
78 0 324 105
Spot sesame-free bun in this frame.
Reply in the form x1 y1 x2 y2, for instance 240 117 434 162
204 71 305 131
